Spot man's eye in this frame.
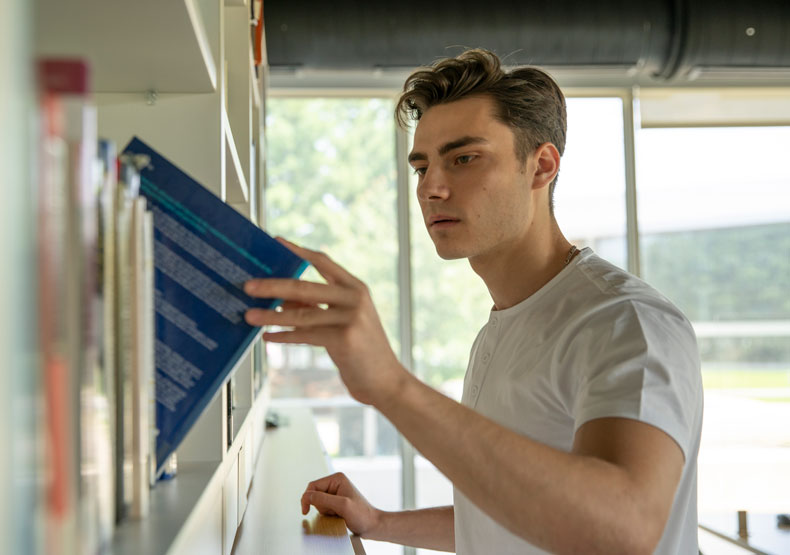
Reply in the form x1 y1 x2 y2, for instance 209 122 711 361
413 167 427 176
456 154 475 165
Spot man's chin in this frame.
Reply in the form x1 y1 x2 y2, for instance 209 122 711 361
434 245 469 261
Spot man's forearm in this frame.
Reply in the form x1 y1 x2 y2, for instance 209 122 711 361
375 369 680 555
367 506 454 552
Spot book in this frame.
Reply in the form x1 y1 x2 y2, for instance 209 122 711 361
111 151 156 521
36 84 75 554
121 137 309 473
130 197 153 518
38 57 110 554
96 138 118 532
114 155 137 521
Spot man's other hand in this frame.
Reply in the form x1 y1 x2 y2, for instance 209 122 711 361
301 472 381 538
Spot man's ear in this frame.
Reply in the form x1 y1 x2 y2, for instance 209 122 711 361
531 142 560 190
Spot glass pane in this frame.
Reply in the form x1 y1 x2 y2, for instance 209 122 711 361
637 126 790 534
408 117 493 555
264 98 403 540
410 97 629 532
409 129 492 394
555 97 627 268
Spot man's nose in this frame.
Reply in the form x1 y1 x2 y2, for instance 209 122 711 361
416 167 450 202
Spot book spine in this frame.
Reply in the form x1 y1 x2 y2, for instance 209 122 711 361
143 211 158 489
97 138 118 538
130 198 150 519
38 57 111 554
37 89 76 555
114 157 136 521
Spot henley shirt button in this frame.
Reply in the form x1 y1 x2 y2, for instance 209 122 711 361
482 352 490 363
471 385 479 396
491 318 498 327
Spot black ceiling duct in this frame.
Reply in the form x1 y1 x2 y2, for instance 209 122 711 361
264 0 790 83
669 0 790 79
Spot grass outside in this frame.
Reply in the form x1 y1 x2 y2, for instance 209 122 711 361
702 368 790 390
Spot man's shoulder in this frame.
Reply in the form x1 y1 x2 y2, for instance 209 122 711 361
573 252 653 296
571 252 680 312
560 251 695 340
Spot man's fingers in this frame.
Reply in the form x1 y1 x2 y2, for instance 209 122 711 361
244 278 358 307
301 475 336 515
261 328 334 345
301 491 314 515
303 473 346 496
280 300 314 310
245 306 351 328
304 491 348 518
277 237 361 287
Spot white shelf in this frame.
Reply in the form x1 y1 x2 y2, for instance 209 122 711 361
110 386 263 555
111 461 219 555
223 108 249 204
233 405 361 554
224 4 254 201
35 0 217 93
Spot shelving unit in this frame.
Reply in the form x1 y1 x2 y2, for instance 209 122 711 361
35 0 217 93
31 0 275 553
6 0 357 552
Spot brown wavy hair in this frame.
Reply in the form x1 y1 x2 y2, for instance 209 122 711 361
396 49 567 210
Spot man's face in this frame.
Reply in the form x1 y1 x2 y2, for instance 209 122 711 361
409 95 535 262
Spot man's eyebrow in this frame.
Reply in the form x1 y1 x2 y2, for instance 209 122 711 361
408 136 489 164
438 136 489 156
408 151 427 164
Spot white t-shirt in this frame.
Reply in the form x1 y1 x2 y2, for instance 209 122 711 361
453 248 703 554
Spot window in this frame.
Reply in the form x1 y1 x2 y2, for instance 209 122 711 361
556 97 627 268
264 98 404 546
637 126 790 528
265 90 790 555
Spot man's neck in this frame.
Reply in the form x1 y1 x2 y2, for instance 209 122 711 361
469 219 574 311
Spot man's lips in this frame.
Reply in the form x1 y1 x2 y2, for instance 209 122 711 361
428 215 460 227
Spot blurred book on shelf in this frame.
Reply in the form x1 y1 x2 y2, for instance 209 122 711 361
37 57 112 554
114 153 156 522
37 68 74 555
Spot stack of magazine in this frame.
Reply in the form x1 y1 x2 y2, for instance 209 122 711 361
36 59 307 553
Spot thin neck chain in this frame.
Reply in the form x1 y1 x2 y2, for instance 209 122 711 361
564 245 579 266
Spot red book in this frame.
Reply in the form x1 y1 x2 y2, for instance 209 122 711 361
38 57 107 553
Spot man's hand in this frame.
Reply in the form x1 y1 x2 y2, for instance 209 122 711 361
301 472 381 538
243 238 408 406
302 473 456 551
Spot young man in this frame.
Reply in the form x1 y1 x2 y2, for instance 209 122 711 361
244 49 703 554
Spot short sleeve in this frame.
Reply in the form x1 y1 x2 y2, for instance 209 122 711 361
568 298 702 459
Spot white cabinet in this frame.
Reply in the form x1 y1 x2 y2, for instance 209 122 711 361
223 456 239 555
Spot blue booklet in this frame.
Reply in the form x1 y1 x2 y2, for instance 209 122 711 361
122 137 308 473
